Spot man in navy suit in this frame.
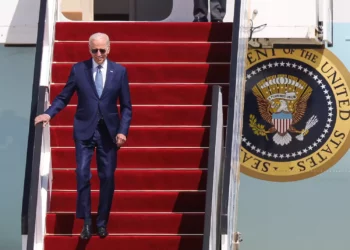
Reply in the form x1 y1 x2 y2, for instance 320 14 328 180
35 32 132 239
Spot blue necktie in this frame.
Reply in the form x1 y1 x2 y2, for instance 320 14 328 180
95 65 103 97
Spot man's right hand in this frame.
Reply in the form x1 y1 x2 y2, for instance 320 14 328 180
34 114 51 126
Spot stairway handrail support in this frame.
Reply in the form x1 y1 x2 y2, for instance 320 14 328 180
221 0 250 250
202 86 225 250
22 0 58 250
33 0 58 247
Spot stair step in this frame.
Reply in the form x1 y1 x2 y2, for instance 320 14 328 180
52 148 208 169
50 83 229 105
44 235 203 250
50 191 205 213
46 213 204 234
52 169 207 191
50 127 210 147
55 22 232 42
53 42 231 63
51 63 230 83
51 105 228 126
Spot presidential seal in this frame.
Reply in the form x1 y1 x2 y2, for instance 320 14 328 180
240 48 350 182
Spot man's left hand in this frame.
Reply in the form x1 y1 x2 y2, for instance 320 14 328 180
116 134 127 147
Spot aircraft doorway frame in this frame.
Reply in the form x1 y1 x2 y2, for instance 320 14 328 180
129 0 136 20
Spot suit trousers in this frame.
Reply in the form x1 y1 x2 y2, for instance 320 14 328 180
74 120 117 227
194 0 226 21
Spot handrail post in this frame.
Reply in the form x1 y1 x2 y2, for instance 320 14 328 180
21 0 56 249
221 0 250 250
22 0 48 240
26 86 49 250
129 0 136 21
202 85 225 250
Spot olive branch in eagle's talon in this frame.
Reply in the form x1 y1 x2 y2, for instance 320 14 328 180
249 114 270 141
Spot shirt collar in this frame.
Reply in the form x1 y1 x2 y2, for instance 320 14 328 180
92 58 107 69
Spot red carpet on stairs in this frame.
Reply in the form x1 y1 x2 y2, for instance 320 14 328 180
50 127 210 147
51 105 228 126
52 63 230 83
53 42 231 62
50 191 206 212
44 21 231 250
50 84 229 105
52 148 209 169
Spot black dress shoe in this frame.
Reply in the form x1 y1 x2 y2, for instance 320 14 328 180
80 225 92 240
211 19 223 23
193 16 208 22
97 226 109 238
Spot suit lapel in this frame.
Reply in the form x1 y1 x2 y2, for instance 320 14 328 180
100 59 115 99
84 59 99 98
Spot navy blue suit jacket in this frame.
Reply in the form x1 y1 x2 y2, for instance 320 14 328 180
45 58 132 142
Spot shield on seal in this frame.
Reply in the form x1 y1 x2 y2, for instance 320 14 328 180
272 112 293 134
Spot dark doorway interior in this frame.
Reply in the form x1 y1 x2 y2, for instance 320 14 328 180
93 0 172 21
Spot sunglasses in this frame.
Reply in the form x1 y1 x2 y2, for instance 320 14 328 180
91 48 106 54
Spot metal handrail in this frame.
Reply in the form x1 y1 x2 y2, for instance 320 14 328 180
202 86 225 250
21 0 48 240
21 0 59 249
222 0 250 249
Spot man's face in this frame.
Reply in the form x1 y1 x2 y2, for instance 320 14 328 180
89 37 110 64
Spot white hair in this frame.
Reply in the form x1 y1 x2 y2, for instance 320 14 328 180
89 32 110 47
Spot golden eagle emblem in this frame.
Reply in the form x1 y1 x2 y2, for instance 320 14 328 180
249 74 318 146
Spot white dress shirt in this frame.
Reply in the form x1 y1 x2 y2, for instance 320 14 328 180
92 59 107 88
